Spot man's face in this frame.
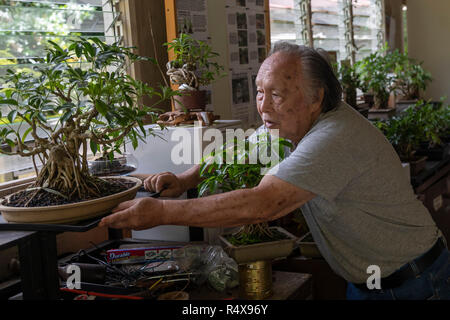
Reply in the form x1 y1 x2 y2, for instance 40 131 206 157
255 52 322 144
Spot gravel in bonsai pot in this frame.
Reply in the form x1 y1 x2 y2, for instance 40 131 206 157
165 33 225 111
197 133 296 298
0 38 176 223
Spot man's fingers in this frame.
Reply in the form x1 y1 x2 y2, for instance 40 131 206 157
111 199 134 213
155 175 171 192
99 208 130 228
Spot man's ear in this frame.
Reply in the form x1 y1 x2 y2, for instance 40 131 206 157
311 87 324 113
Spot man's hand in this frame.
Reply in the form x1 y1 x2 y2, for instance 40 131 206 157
99 197 164 230
144 172 185 197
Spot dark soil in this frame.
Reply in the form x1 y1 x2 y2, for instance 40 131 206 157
226 228 289 246
2 178 137 208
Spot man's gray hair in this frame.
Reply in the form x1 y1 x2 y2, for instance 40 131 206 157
268 41 342 113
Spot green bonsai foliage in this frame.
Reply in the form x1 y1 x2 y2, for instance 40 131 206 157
336 60 359 108
393 55 432 101
374 100 448 160
198 133 292 245
355 45 397 109
418 99 450 147
165 33 225 91
0 38 176 203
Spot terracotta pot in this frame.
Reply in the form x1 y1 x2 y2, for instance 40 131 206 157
173 90 207 111
0 176 142 224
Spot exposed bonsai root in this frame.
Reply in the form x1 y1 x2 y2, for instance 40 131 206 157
232 222 274 241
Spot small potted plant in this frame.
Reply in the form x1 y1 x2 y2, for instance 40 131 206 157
375 104 429 176
394 55 432 103
414 99 450 161
0 38 176 223
336 60 364 114
165 33 225 111
355 46 397 110
198 133 297 299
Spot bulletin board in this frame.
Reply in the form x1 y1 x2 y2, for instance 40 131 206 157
164 0 271 129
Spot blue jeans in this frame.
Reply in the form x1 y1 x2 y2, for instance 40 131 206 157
346 249 450 300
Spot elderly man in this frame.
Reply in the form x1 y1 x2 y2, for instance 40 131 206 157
100 42 450 300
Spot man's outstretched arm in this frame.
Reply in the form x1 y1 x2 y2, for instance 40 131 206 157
99 174 315 230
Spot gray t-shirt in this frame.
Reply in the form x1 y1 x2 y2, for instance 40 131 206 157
268 101 440 283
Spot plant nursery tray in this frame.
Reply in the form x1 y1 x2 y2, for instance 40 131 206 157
219 227 297 264
0 190 161 233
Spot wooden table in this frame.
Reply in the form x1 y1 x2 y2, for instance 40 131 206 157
189 270 313 300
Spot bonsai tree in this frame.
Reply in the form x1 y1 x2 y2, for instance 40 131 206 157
414 99 449 148
164 33 225 110
393 55 432 101
355 45 397 109
197 133 292 245
336 60 359 108
374 101 438 161
0 38 176 205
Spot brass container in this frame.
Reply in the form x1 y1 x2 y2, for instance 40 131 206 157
238 260 273 300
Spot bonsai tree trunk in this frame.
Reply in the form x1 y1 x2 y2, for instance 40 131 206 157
34 144 100 201
344 87 357 108
374 91 390 109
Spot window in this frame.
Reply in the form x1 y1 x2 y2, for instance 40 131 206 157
0 0 119 182
0 0 119 78
269 0 385 63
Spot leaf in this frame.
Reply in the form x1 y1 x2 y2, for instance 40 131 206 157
7 110 18 123
60 110 73 123
90 139 98 156
95 100 109 116
22 127 33 143
5 139 15 149
0 99 18 106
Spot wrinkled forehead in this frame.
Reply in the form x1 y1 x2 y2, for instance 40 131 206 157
256 52 301 84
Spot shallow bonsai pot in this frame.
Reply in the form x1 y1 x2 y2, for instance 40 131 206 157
0 176 142 224
88 153 138 176
297 232 322 258
173 90 206 111
219 227 297 264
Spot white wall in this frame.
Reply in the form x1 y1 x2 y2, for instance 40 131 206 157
407 0 450 104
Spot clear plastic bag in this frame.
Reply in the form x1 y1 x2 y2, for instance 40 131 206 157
177 245 239 292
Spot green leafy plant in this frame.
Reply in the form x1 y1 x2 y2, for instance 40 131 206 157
198 133 292 245
0 37 176 205
336 60 359 108
393 55 432 101
355 45 398 109
374 100 447 161
164 33 225 91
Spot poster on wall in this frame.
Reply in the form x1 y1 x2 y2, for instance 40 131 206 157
226 0 266 127
176 0 209 42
